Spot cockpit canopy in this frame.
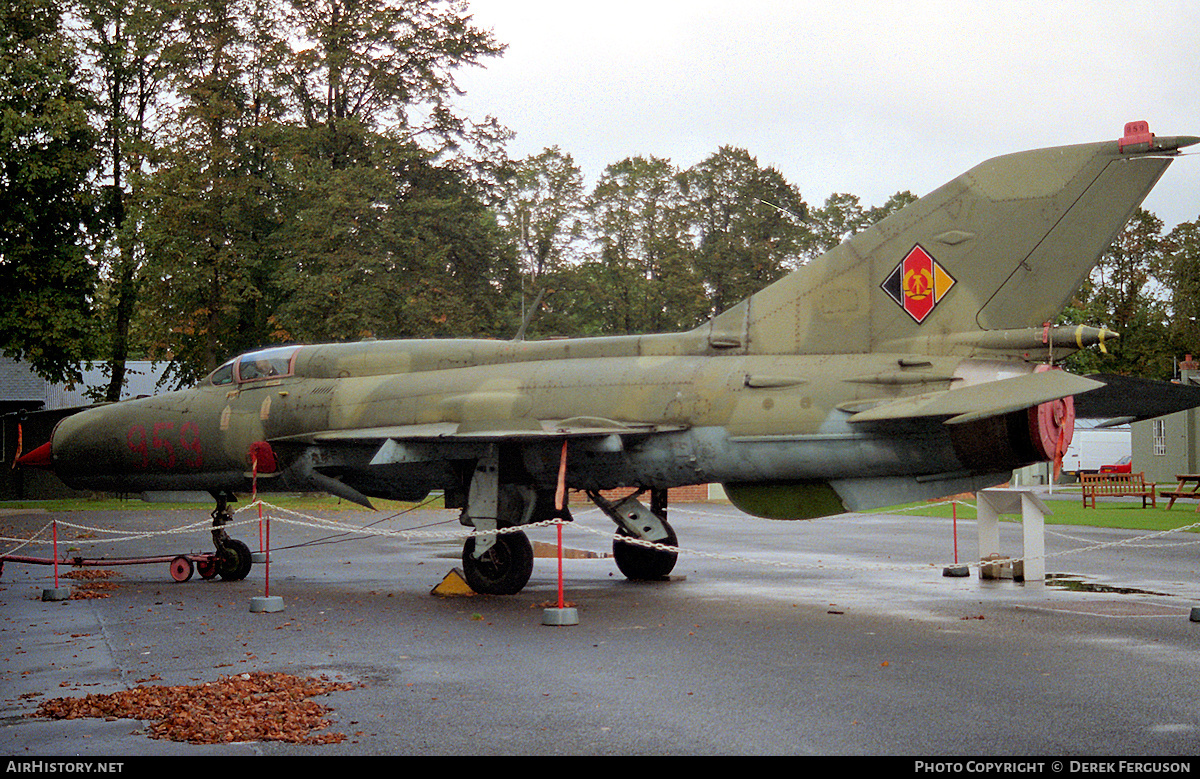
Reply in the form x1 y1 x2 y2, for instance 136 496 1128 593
207 346 299 387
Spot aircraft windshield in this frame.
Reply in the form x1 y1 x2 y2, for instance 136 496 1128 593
236 347 298 383
208 360 235 387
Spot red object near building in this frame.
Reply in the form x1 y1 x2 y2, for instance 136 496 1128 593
1099 456 1133 474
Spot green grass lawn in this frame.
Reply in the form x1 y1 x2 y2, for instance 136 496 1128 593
873 492 1200 533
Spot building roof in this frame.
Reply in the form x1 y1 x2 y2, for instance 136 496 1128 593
0 357 171 411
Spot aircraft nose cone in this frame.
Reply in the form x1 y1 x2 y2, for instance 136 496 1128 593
15 441 53 469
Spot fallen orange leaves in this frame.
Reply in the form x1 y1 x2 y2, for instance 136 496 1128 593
34 672 358 745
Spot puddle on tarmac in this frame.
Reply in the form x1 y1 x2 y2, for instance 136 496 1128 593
1045 573 1167 597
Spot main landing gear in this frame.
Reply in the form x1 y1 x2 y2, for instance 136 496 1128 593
209 493 253 582
462 531 534 596
590 488 678 581
459 484 545 596
460 489 680 594
457 446 679 594
457 447 561 595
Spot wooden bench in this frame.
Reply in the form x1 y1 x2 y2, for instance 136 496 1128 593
1080 472 1157 509
1159 474 1200 511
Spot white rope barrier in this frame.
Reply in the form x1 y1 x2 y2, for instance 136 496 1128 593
2 498 1199 577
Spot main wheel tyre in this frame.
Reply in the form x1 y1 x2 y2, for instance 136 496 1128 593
613 523 678 581
462 531 534 595
216 539 253 581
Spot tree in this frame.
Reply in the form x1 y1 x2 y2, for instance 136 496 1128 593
270 135 517 343
0 0 98 384
279 0 507 168
73 0 181 398
806 189 919 262
136 0 288 385
1062 209 1174 378
497 146 585 284
806 192 867 260
680 147 809 316
384 152 519 338
1165 217 1200 368
577 155 705 334
865 190 918 225
261 0 514 346
1094 209 1167 327
119 0 512 383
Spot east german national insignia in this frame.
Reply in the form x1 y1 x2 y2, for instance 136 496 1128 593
881 245 955 324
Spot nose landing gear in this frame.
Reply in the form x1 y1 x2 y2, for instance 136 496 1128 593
210 493 253 582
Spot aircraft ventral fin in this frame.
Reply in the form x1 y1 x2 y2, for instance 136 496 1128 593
845 371 1104 425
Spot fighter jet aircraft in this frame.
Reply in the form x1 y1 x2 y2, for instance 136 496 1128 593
17 122 1197 594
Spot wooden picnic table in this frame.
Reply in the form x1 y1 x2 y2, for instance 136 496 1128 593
1159 474 1200 510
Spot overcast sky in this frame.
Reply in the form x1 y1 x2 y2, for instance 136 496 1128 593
456 0 1199 229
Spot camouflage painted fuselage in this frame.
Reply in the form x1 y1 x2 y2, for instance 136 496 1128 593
39 127 1197 518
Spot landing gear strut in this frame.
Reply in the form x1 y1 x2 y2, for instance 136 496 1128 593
210 493 253 581
459 479 541 595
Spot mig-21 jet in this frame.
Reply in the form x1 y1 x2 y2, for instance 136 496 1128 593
17 122 1196 594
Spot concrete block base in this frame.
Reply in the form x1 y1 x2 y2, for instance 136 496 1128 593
542 607 579 626
41 587 70 602
250 595 285 613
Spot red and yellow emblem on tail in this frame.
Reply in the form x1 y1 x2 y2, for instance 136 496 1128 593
881 244 955 323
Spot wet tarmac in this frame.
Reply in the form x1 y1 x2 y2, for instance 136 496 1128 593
2 496 1199 756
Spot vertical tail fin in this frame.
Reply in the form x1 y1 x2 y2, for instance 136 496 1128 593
700 127 1196 356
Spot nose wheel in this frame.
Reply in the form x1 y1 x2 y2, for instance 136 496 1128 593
216 538 253 581
209 493 253 581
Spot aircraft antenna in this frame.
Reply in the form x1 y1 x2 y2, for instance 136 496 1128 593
513 287 548 342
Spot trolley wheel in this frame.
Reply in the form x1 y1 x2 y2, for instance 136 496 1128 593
170 555 195 583
197 556 218 580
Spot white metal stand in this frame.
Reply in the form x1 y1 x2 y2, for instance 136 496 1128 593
976 488 1050 586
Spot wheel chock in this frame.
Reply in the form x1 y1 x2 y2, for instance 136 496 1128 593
432 567 474 597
